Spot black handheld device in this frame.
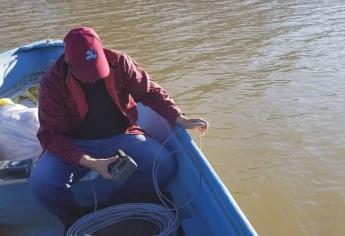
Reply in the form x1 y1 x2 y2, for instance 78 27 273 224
108 149 138 186
0 159 33 180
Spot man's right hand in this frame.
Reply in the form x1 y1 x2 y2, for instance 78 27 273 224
79 154 118 179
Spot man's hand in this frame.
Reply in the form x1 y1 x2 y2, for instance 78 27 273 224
79 154 119 179
176 115 209 135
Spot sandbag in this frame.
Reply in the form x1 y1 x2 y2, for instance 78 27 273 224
0 101 42 162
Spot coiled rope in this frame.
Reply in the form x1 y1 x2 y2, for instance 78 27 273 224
66 203 179 236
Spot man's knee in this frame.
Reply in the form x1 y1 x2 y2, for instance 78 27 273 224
29 158 67 197
29 166 50 198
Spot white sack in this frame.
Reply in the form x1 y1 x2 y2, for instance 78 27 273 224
0 103 42 161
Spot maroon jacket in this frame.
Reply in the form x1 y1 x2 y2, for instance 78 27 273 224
38 49 182 166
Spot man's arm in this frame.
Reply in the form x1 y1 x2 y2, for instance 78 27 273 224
118 52 209 133
37 69 87 166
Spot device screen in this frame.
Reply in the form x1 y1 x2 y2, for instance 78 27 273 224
9 161 23 167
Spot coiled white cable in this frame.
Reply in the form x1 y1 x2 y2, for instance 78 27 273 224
66 127 202 236
152 128 202 211
66 203 179 236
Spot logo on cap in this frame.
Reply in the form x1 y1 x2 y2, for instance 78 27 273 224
86 49 97 61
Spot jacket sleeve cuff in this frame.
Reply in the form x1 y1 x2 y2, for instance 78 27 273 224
164 106 183 126
66 149 88 166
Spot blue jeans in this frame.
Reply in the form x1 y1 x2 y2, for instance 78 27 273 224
29 134 176 222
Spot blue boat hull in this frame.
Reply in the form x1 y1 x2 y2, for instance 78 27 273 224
0 40 257 236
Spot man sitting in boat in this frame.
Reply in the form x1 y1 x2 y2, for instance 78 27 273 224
29 27 208 225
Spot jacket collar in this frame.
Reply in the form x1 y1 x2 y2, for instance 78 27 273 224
65 69 121 119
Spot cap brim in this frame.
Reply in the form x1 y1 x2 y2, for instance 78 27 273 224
70 52 108 82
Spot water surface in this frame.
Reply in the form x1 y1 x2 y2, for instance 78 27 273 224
1 1 345 235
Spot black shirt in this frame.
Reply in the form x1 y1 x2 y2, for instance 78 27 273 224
70 79 129 139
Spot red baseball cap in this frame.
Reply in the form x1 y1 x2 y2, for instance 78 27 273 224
64 27 110 82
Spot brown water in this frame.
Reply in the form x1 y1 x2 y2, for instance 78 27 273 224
2 1 345 235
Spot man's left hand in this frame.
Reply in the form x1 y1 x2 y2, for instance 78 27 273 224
176 115 209 135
